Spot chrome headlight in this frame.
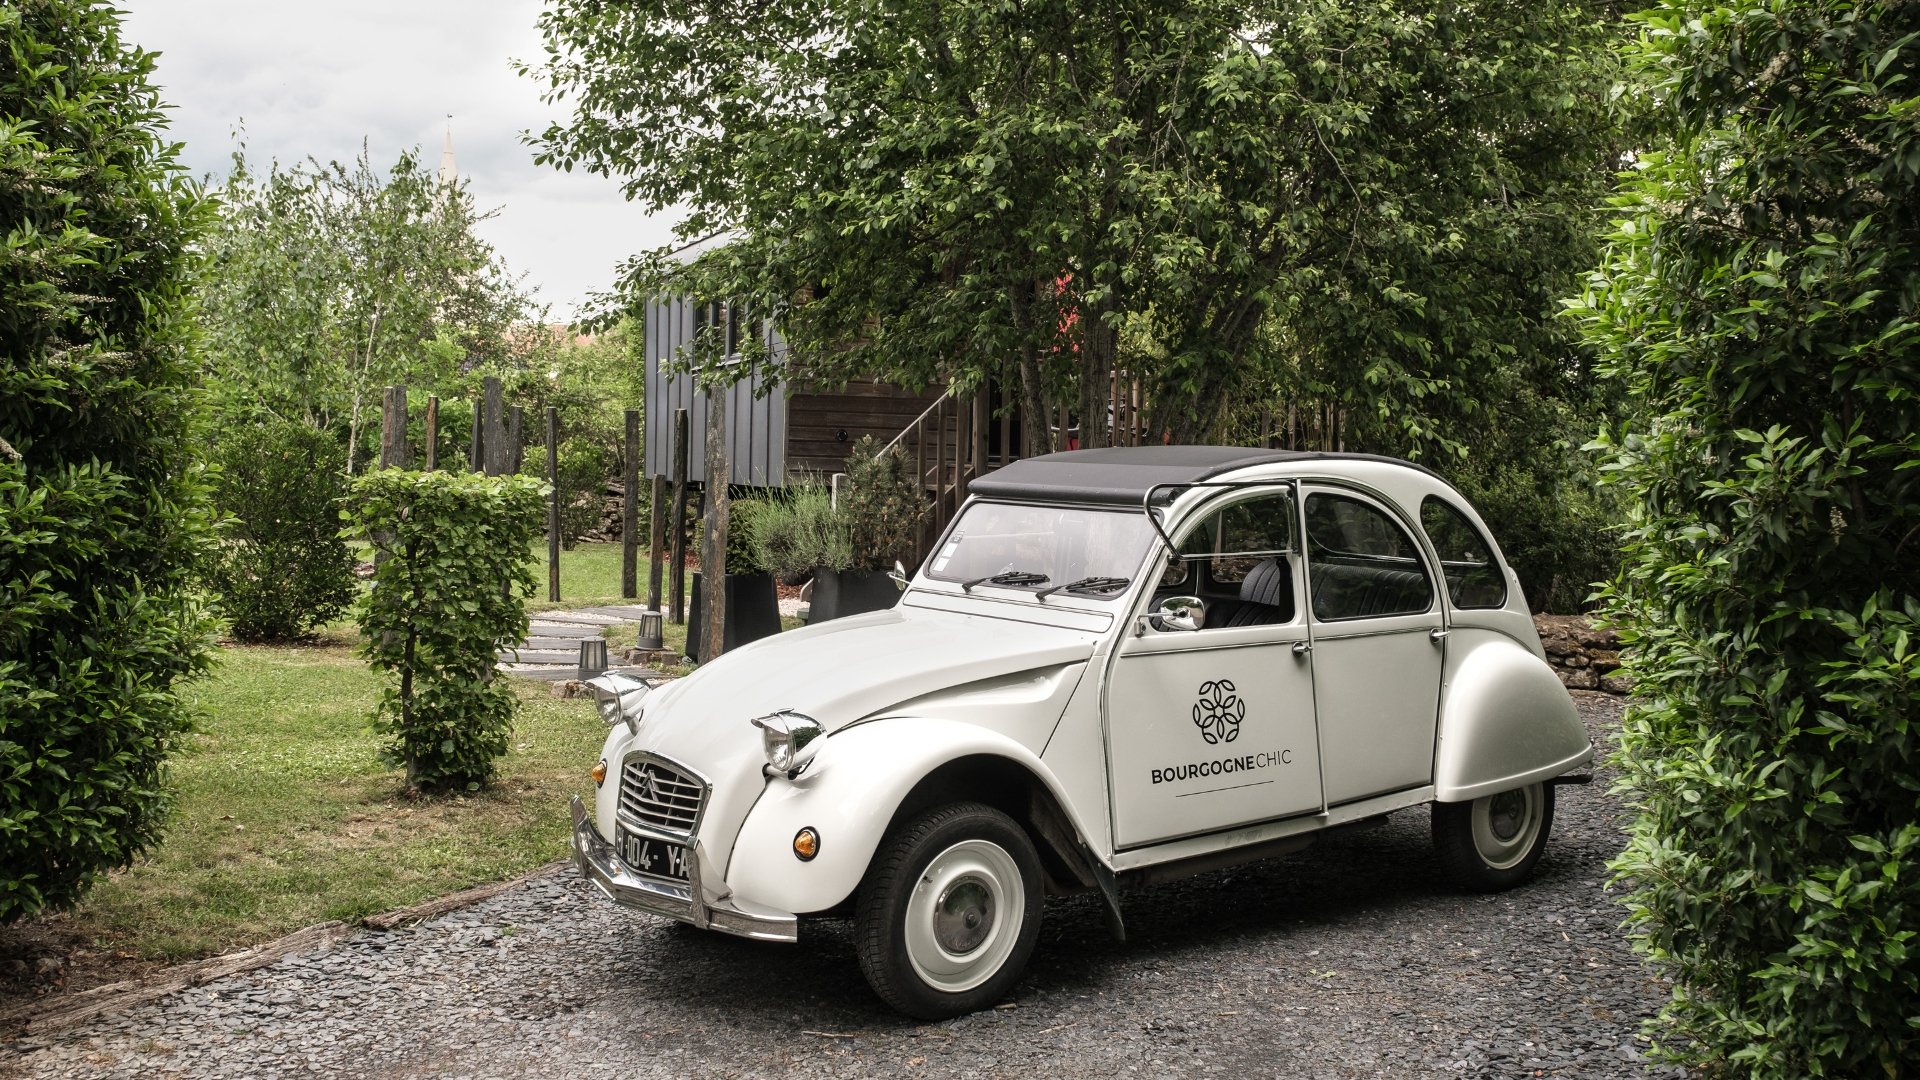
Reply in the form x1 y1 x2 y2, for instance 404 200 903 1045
585 673 650 734
750 711 825 776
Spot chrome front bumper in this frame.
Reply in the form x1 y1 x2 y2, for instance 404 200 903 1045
569 796 798 943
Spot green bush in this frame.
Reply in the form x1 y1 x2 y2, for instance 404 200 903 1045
344 470 546 792
842 437 926 571
746 481 853 579
1571 1 1920 1073
207 421 356 640
0 2 216 922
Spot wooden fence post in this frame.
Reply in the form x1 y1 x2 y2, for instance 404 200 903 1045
647 473 666 611
379 385 408 470
483 377 506 476
701 388 729 662
622 409 640 599
669 407 690 625
508 405 525 474
469 397 483 471
424 395 439 470
546 407 560 603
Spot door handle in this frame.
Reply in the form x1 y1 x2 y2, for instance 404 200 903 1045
1430 628 1450 644
1292 641 1311 656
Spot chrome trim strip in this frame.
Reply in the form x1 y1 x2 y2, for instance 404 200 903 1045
570 797 797 943
1107 785 1436 871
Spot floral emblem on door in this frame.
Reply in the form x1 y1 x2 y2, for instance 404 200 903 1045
1193 680 1245 744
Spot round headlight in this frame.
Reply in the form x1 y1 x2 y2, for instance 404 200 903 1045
750 711 825 775
595 694 623 725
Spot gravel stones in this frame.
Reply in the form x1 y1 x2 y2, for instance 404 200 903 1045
3 694 1673 1079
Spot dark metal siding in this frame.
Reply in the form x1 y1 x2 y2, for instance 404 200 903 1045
643 296 788 486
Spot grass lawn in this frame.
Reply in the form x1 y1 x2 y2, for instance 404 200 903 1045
525 540 690 613
51 637 608 965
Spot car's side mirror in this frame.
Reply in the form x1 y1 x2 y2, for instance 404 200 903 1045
888 559 910 592
1139 596 1205 635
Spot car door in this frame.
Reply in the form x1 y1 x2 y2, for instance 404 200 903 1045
1104 487 1323 849
1302 487 1445 805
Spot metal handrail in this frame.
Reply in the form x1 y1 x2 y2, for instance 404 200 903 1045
880 390 953 456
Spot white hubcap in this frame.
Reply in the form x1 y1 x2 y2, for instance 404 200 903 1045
1470 784 1544 870
904 839 1024 993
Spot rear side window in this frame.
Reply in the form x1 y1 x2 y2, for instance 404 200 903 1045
1303 493 1433 620
1419 497 1506 609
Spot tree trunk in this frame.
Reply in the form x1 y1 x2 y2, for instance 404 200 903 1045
1010 280 1054 455
700 386 729 662
1079 293 1116 450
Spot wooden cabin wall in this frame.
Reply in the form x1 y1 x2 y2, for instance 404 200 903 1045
785 379 945 480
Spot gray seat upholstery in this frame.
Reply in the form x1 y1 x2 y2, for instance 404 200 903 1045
1224 558 1292 626
1308 561 1431 620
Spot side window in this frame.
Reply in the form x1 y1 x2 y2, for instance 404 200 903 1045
1303 493 1433 620
1165 492 1297 625
1419 496 1507 609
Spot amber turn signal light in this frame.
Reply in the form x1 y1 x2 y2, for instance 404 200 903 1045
793 827 820 861
591 759 607 786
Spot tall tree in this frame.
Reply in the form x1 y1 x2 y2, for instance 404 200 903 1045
524 0 1613 450
1571 1 1920 1073
200 145 536 469
0 0 216 921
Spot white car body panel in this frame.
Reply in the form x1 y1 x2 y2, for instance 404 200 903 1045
572 450 1594 941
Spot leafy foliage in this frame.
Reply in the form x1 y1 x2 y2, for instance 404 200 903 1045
0 1 216 922
1569 0 1920 1072
344 471 545 793
842 439 926 571
207 421 356 641
747 481 854 579
555 437 608 548
525 0 1615 460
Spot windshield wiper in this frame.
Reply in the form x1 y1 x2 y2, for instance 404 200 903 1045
961 570 1049 593
1035 576 1132 601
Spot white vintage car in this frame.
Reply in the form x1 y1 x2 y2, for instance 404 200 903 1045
571 447 1592 1019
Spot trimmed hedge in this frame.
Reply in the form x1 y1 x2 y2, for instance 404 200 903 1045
0 2 216 922
1572 1 1920 1074
208 421 356 641
344 470 545 793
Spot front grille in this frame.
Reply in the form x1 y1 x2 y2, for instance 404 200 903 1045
618 756 705 834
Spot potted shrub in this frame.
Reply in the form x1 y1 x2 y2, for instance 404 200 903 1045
687 497 783 660
748 478 850 613
812 437 925 622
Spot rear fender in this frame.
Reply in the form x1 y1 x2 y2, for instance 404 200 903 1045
725 717 1091 916
1434 630 1592 802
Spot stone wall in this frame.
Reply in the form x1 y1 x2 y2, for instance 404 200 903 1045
1533 614 1632 695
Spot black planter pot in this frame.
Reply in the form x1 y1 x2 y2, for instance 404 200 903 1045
687 571 782 663
807 567 903 624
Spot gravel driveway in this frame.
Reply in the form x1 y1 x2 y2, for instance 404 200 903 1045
5 693 1677 1080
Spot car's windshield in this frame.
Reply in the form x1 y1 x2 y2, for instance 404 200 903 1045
924 502 1160 598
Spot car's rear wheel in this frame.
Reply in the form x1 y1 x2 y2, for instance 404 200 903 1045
1431 782 1553 891
854 802 1042 1019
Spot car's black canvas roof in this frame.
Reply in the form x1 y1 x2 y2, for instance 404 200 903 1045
965 446 1438 506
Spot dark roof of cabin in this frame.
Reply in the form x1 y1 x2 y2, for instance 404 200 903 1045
965 446 1439 506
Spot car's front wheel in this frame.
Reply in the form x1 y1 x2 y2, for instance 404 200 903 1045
854 802 1042 1019
1431 782 1554 891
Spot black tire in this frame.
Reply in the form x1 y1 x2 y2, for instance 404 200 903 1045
854 802 1043 1020
1431 782 1554 892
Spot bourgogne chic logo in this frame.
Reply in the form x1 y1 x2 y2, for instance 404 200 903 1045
1192 679 1244 745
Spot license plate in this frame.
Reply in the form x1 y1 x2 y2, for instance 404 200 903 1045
619 829 690 882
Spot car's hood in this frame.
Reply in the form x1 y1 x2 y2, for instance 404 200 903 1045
643 603 1102 738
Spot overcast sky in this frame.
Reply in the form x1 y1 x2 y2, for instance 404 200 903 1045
123 0 681 319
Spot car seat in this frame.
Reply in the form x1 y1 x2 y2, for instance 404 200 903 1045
1223 558 1293 626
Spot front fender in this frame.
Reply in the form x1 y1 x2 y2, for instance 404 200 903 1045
1433 630 1592 802
725 717 1082 916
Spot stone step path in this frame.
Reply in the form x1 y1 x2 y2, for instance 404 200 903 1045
499 604 663 681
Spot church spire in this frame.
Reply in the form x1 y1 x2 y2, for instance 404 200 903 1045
439 117 456 189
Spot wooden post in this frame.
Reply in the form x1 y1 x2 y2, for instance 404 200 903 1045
379 385 408 470
701 388 729 662
647 473 666 610
999 383 1012 467
935 397 949 530
669 408 690 625
508 405 525 474
424 395 439 470
483 377 505 476
969 388 986 493
622 409 640 599
546 407 560 603
469 397 484 471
